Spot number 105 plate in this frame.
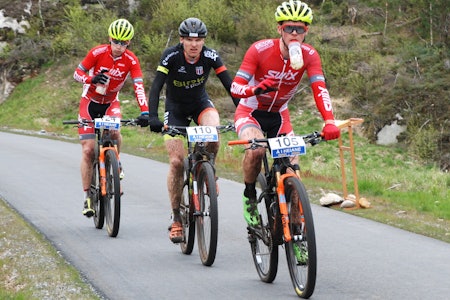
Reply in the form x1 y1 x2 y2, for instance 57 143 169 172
268 136 306 158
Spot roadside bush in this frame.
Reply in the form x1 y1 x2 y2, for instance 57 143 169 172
407 122 440 163
52 6 116 57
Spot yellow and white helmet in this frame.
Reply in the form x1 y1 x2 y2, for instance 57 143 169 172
275 0 313 24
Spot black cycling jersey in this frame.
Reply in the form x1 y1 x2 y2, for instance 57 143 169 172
149 43 236 120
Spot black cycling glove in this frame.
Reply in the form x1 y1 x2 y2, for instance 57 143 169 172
91 70 109 84
148 116 164 133
136 112 150 127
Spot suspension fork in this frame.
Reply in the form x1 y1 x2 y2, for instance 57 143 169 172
98 145 119 196
191 160 202 213
276 172 299 243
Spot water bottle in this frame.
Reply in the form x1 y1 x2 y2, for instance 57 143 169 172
95 72 110 95
288 42 304 70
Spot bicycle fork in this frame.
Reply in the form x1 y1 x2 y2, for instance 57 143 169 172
98 145 120 196
276 173 302 243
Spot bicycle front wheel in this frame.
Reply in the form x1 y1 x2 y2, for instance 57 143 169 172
284 177 317 299
195 162 218 266
104 150 121 237
251 172 278 283
180 158 195 254
92 160 104 229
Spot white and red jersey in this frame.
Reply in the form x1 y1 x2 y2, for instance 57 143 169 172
231 38 334 121
73 44 148 112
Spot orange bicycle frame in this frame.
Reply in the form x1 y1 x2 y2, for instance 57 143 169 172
98 144 120 196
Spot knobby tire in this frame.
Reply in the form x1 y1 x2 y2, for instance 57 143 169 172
196 162 218 266
251 172 278 283
104 150 121 237
180 158 195 254
92 160 104 229
284 177 317 299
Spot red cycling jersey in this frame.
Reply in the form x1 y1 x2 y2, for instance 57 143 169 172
73 44 148 111
230 38 334 120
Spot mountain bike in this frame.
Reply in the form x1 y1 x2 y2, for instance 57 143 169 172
228 131 323 298
63 116 137 238
163 123 234 266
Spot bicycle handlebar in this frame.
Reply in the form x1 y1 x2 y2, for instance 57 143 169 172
62 118 138 127
162 122 235 137
228 131 324 147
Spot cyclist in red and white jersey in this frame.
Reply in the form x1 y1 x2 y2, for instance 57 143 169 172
73 18 149 217
230 0 341 226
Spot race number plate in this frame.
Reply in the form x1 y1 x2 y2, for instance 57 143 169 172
268 136 306 158
94 117 121 130
186 126 219 143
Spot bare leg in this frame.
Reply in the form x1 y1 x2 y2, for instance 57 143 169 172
80 139 96 192
199 108 220 159
165 138 185 221
239 126 265 184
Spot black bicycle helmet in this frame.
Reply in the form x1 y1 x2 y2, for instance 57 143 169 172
178 17 207 38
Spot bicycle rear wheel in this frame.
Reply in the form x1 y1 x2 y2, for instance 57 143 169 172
104 149 121 237
195 162 218 266
92 160 104 229
180 158 195 254
250 172 278 283
284 177 317 299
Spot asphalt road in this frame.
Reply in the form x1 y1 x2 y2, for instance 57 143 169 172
1 131 449 300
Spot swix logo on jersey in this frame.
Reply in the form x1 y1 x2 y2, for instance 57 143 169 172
74 72 89 83
173 77 205 89
109 68 125 78
267 69 299 81
230 82 248 96
318 86 333 111
204 50 218 61
134 82 147 107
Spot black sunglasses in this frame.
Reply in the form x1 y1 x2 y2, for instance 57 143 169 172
111 39 130 46
282 25 308 34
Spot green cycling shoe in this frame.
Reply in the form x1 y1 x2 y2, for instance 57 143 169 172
243 194 260 226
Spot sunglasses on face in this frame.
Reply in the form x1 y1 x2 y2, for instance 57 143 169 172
281 25 308 34
111 39 130 46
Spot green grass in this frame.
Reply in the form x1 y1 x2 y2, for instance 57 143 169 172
0 200 100 299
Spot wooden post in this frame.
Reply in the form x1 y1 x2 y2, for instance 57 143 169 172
336 118 364 207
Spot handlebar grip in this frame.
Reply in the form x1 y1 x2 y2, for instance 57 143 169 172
62 120 79 125
228 140 250 146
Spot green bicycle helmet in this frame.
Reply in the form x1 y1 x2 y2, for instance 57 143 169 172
108 19 134 41
275 0 313 24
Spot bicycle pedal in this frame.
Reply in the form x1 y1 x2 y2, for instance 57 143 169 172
247 234 256 243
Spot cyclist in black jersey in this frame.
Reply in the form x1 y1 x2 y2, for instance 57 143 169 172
147 17 239 243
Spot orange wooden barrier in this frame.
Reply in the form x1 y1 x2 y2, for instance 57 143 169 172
335 118 364 207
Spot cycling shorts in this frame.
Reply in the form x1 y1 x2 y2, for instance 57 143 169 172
78 96 122 140
234 105 293 138
163 98 217 133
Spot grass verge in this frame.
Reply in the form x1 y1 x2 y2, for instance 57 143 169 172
0 198 100 299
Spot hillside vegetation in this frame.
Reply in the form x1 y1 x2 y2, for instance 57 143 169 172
1 0 448 169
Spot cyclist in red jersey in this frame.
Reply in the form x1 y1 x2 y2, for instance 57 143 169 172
230 1 341 226
73 18 150 217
